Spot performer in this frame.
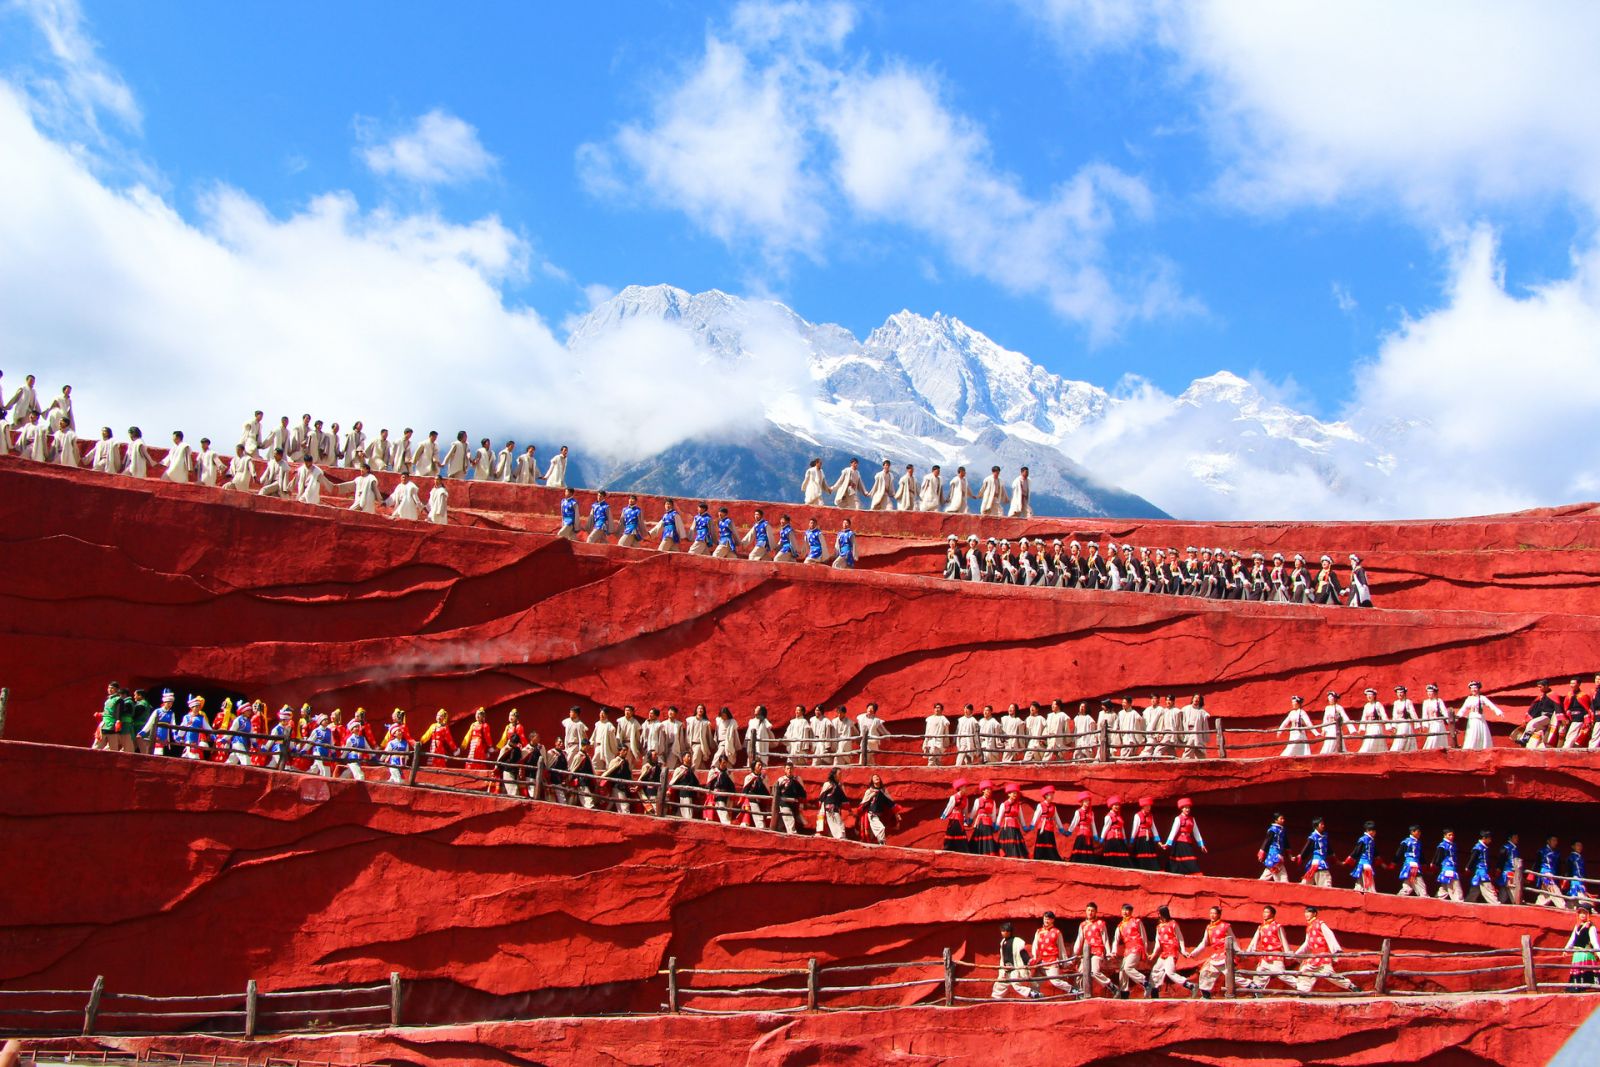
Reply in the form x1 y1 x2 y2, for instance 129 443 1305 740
892 462 918 511
978 465 1008 517
773 514 798 562
1066 791 1099 862
921 702 951 766
1008 466 1033 518
493 439 517 482
1566 841 1589 904
686 503 714 556
954 705 980 766
830 458 867 509
257 444 289 495
459 708 495 788
1259 814 1289 882
1278 696 1315 757
866 459 894 511
859 773 901 843
1099 796 1131 867
710 507 738 559
665 755 699 819
831 518 856 569
781 707 811 766
1190 907 1233 1000
1318 692 1352 755
1567 905 1600 988
1458 680 1503 750
1395 825 1427 897
711 706 743 767
817 768 849 838
1149 907 1196 998
944 465 978 514
542 445 571 489
996 783 1029 858
740 507 771 560
1356 688 1389 754
740 761 771 829
1535 836 1568 909
1073 903 1117 997
1347 553 1374 607
744 706 775 767
1421 683 1452 750
4 372 39 426
1498 831 1525 905
966 781 999 856
556 490 580 539
1389 685 1419 753
773 761 807 833
294 456 334 505
178 697 212 760
1129 797 1162 871
1163 799 1206 874
512 445 539 484
1468 830 1499 903
1347 821 1379 892
1240 905 1295 992
384 473 424 520
1029 911 1075 995
1109 904 1152 998
592 708 621 766
800 458 828 505
1027 785 1066 861
419 709 458 767
348 462 381 514
586 490 612 544
992 922 1040 1000
1292 906 1359 992
918 464 945 511
650 498 684 552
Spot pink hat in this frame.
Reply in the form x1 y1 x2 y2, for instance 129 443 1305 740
1075 791 1091 804
1178 797 1193 808
1040 785 1055 796
978 780 994 791
952 778 969 791
1005 782 1022 794
1106 794 1122 806
1138 796 1154 807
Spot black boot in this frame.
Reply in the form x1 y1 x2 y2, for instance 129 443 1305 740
1116 988 1129 1000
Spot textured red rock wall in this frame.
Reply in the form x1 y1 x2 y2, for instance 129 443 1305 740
3 461 1598 749
1 741 1586 1018
26 993 1595 1067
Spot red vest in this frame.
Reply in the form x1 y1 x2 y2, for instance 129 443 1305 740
1118 918 1146 956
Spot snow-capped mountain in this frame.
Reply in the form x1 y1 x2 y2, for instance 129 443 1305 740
565 285 1395 519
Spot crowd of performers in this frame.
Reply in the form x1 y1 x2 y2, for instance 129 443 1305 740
1511 678 1600 750
801 458 1035 517
941 783 1208 874
1258 816 1596 908
989 904 1600 1000
942 536 1374 607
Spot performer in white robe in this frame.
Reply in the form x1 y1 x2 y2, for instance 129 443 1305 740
1008 467 1034 518
309 420 330 463
1112 699 1142 760
89 429 120 474
162 431 193 482
441 432 470 478
809 709 835 765
1025 706 1049 761
1278 697 1314 757
918 465 945 511
413 432 441 477
1048 701 1075 761
263 417 291 459
857 705 890 766
1318 694 1352 755
241 412 263 456
1072 704 1097 762
348 464 381 513
894 464 918 511
294 459 334 504
978 466 1009 517
514 446 539 484
921 704 950 765
17 413 48 461
945 466 978 513
1458 681 1503 750
495 441 517 482
122 428 152 478
427 478 449 525
833 711 858 766
394 430 417 473
866 460 895 510
543 445 570 489
1420 684 1452 750
712 710 744 766
51 417 80 467
195 440 222 486
223 445 254 491
1181 696 1211 758
470 438 495 480
5 373 39 427
1388 687 1419 753
386 474 424 519
782 709 812 766
591 711 619 765
364 430 392 473
288 416 312 462
745 708 775 766
830 459 867 508
800 459 828 505
953 706 980 765
45 384 74 431
1355 690 1389 754
342 422 366 468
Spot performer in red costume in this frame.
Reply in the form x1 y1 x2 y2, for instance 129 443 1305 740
1030 910 1076 994
967 781 999 856
1129 796 1162 871
1110 903 1153 999
1072 902 1117 997
1164 798 1207 874
1241 905 1294 992
996 783 1029 858
1190 906 1233 999
1148 906 1197 998
1293 906 1359 992
1031 785 1067 861
941 779 970 852
1099 795 1131 867
420 709 457 768
460 707 495 790
1066 792 1099 862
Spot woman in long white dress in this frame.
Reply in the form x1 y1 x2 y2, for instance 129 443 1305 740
1459 680 1504 750
1420 684 1452 750
1388 686 1418 753
1318 693 1352 755
1278 697 1314 757
1356 689 1390 754
800 458 827 505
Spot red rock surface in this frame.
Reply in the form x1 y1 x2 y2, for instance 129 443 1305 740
3 459 1599 749
24 993 1591 1067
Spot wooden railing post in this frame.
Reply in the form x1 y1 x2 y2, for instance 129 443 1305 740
1376 939 1392 996
389 971 403 1027
1223 935 1236 999
1215 720 1228 759
1080 939 1093 998
407 742 422 786
857 731 868 766
244 979 258 1039
806 958 819 1011
531 755 546 802
0 686 10 739
81 975 104 1036
656 768 669 817
1444 716 1456 750
1522 935 1537 993
942 948 954 1007
667 957 680 1013
1098 720 1111 763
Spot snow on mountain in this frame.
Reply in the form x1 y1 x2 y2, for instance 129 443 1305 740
566 285 1394 519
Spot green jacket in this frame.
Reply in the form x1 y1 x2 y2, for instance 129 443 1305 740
101 696 122 732
123 698 149 733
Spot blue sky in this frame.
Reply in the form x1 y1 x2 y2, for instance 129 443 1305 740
5 0 1574 410
4 1 1600 518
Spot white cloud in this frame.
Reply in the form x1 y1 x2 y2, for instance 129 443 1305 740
8 0 140 137
581 0 1186 336
360 109 497 186
1331 282 1355 314
0 85 796 464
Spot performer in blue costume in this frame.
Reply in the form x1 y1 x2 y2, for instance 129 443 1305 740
1497 831 1524 904
1432 829 1463 902
586 490 612 544
1536 836 1568 908
712 507 739 560
742 507 773 561
1468 830 1498 903
1345 821 1378 892
831 517 856 569
1258 813 1288 882
651 498 683 552
773 514 798 562
1395 825 1426 896
557 491 579 540
802 517 826 565
688 503 713 556
618 494 643 548
1298 817 1331 886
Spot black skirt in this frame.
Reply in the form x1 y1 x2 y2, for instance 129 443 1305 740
1033 827 1062 862
998 824 1029 858
1100 835 1130 867
1168 840 1202 875
1131 835 1162 871
969 817 999 856
1067 834 1097 862
943 816 969 853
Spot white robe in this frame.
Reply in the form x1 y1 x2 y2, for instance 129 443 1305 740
745 717 775 764
978 473 1008 516
258 457 290 496
412 439 441 476
90 438 121 474
441 440 469 478
808 716 834 762
163 442 193 482
349 472 381 513
1389 699 1418 753
831 466 867 508
5 382 39 426
241 417 262 455
123 441 152 478
343 429 366 467
1421 698 1452 751
1008 475 1033 518
922 714 950 758
867 469 894 510
1319 704 1351 755
918 471 945 511
263 424 290 458
18 422 48 461
858 713 890 762
471 446 494 480
288 424 312 462
954 716 980 761
386 481 424 520
894 471 917 510
224 454 253 491
428 485 449 525
1357 701 1389 754
195 448 222 486
514 453 538 484
543 453 569 489
1278 708 1314 757
46 393 74 431
591 721 619 764
782 717 811 763
944 473 975 513
495 447 516 482
295 464 332 504
800 466 828 505
1459 694 1502 750
51 428 79 467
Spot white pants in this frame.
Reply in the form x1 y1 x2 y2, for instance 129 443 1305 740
955 745 978 765
1435 879 1463 902
501 770 521 797
676 798 697 820
341 762 366 781
711 544 737 559
1243 959 1291 991
1398 873 1427 897
226 749 251 766
748 810 766 830
1081 955 1114 993
1197 960 1225 992
1305 869 1332 888
1295 962 1356 992
747 545 768 562
1116 953 1147 991
778 809 800 833
388 765 404 783
310 760 330 777
715 804 732 825
822 809 846 838
1477 882 1501 904
924 743 947 766
1150 956 1185 990
1535 881 1569 908
1039 962 1075 993
865 813 887 843
1260 866 1287 883
991 968 1038 999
